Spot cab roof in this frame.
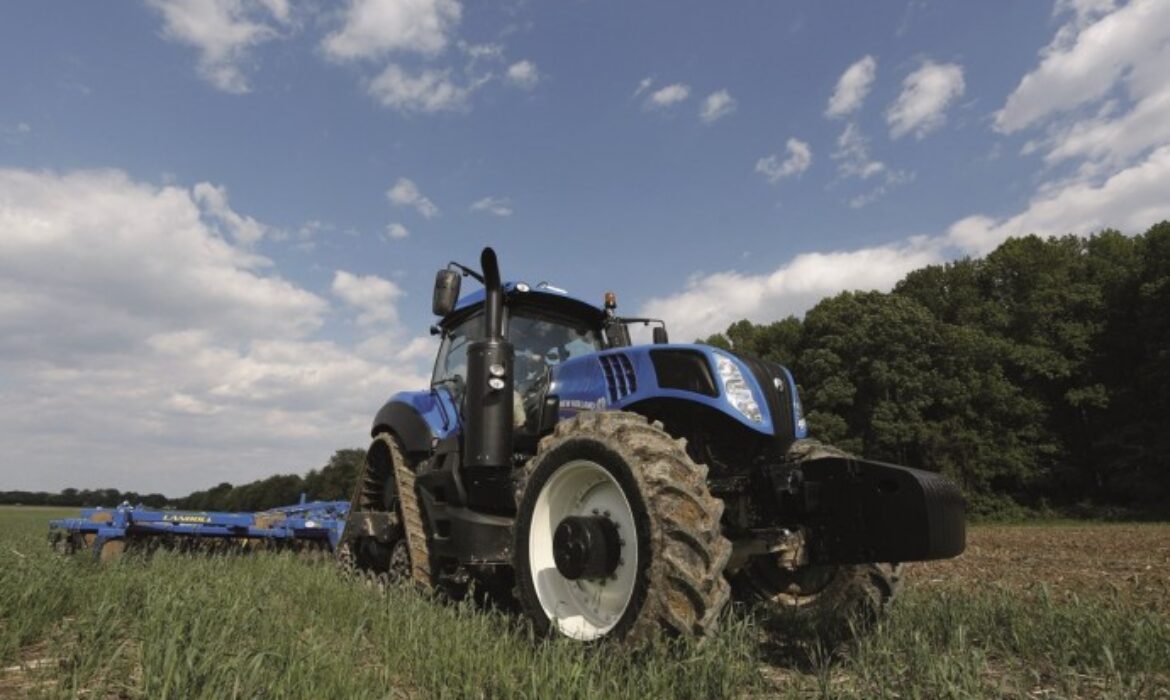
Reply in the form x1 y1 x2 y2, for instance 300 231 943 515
442 281 605 328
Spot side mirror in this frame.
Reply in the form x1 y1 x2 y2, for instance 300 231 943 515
652 327 669 344
433 269 461 316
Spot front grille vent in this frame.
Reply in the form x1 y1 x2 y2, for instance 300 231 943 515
599 353 637 402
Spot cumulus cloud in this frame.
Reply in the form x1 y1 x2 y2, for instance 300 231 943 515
332 271 403 326
755 138 812 182
831 124 885 179
367 63 478 113
0 167 430 493
995 0 1170 180
322 0 462 61
505 60 539 89
646 83 690 108
825 55 877 118
640 240 942 342
699 89 737 123
193 182 269 246
886 61 965 139
386 177 439 218
386 222 410 240
470 196 513 217
948 144 1170 254
146 0 291 93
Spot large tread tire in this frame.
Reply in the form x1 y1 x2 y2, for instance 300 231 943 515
514 411 732 644
733 438 903 642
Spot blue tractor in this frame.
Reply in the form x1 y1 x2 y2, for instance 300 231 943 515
339 248 965 643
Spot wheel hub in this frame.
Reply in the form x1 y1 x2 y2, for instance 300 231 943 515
552 515 621 580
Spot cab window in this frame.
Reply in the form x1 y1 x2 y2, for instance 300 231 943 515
432 312 483 394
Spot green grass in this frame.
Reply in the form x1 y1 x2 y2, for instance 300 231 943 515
2 507 1167 699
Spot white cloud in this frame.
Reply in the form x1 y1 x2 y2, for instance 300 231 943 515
832 123 886 179
146 0 291 93
192 182 269 246
886 61 965 139
699 89 737 123
947 144 1170 254
633 76 654 98
386 222 410 239
332 270 403 326
387 177 439 218
640 240 942 342
322 0 463 61
470 196 513 217
0 167 430 494
367 63 477 113
646 83 690 108
825 55 877 118
505 60 539 89
755 138 812 182
996 0 1167 133
994 0 1170 182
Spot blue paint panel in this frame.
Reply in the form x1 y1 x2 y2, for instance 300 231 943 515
384 387 460 439
549 344 805 438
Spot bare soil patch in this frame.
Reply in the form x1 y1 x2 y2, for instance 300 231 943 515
904 523 1170 611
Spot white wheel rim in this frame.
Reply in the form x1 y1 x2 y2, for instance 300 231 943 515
529 459 638 640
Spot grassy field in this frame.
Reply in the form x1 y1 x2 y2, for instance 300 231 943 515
1 506 1168 699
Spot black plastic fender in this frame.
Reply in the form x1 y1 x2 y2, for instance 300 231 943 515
371 401 435 456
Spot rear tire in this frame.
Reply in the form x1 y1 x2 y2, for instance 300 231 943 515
513 411 731 643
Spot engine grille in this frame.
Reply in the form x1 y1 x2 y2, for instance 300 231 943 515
598 353 637 402
734 353 796 453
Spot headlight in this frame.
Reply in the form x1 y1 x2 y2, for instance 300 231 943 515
715 355 763 423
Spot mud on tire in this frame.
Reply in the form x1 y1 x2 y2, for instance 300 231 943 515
513 411 732 644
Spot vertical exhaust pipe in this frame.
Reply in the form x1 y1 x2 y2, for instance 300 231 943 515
463 247 514 469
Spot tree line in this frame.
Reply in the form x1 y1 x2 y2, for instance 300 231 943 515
0 449 364 512
7 223 1167 519
702 223 1170 517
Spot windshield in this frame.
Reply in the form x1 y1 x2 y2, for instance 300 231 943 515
508 311 602 395
432 309 602 401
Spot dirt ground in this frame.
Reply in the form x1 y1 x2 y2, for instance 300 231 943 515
903 523 1170 612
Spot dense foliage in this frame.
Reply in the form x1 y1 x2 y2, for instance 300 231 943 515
703 223 1170 517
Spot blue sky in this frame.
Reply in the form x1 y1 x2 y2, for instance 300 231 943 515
2 0 1168 494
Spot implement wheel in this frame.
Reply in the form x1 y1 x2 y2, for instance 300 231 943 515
514 411 731 643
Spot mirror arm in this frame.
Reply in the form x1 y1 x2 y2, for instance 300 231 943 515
447 261 484 284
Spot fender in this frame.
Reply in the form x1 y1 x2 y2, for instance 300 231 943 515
371 388 460 455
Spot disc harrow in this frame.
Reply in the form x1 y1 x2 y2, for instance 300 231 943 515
48 499 350 561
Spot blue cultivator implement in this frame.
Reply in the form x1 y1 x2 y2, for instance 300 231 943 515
48 499 350 561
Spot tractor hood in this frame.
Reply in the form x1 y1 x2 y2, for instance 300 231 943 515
547 343 808 442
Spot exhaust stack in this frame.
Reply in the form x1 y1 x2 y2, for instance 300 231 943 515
463 247 515 469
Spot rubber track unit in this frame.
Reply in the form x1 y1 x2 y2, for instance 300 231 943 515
380 433 435 592
514 411 732 643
